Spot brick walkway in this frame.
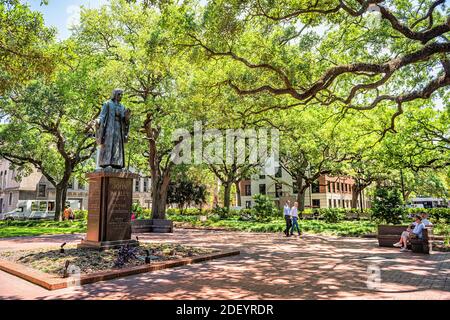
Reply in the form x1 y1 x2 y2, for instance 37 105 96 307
0 229 449 300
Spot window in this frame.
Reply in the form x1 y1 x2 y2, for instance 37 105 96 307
31 201 38 211
312 199 320 208
344 184 347 192
134 179 140 192
245 201 252 208
78 181 85 190
143 178 148 192
244 185 251 196
9 193 12 205
333 199 337 208
312 181 320 193
259 184 266 195
275 183 282 198
332 183 336 193
328 199 332 208
327 181 331 193
67 179 74 189
338 199 341 207
38 184 46 197
39 201 47 211
259 174 266 180
337 182 340 191
275 167 282 178
341 183 344 192
48 201 55 211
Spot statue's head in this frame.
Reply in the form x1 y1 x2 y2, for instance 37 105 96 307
110 89 124 102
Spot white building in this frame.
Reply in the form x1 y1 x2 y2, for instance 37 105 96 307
0 159 152 215
239 167 370 209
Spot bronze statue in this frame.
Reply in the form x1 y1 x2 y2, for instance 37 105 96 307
96 89 131 170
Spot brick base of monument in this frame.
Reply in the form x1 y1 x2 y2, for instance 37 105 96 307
78 171 140 250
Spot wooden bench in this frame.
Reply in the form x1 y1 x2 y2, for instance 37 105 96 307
410 227 433 254
377 225 433 254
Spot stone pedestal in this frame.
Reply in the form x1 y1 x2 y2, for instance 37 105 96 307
78 171 139 250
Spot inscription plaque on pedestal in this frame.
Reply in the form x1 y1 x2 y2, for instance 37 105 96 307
78 171 139 250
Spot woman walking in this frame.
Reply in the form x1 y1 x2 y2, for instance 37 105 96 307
290 202 301 236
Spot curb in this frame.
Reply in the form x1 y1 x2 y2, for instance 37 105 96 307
0 249 240 291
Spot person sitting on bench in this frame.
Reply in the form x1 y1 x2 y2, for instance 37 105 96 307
393 215 426 252
420 212 433 226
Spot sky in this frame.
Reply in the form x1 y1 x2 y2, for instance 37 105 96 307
24 0 108 40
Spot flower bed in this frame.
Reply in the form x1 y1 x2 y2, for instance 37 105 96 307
0 243 216 276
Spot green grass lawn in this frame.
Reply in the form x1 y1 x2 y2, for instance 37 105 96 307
1 215 448 239
167 214 450 238
167 214 378 237
0 220 87 238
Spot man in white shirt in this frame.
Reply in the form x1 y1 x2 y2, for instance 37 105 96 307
283 200 292 237
290 201 301 236
421 212 433 226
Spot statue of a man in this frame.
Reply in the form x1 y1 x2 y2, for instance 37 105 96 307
96 89 131 170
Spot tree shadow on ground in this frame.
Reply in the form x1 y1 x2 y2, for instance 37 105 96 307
3 230 442 300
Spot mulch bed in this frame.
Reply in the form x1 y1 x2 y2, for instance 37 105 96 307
0 243 217 277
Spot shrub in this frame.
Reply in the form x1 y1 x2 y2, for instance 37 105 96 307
238 208 253 221
405 207 450 223
371 186 406 224
318 208 345 223
140 209 151 219
212 206 231 219
73 210 88 220
132 202 144 218
428 208 450 222
251 194 278 222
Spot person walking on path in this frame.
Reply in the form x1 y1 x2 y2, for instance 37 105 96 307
63 205 71 221
283 200 292 237
290 201 301 236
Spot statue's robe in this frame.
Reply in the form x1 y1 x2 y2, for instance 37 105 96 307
96 100 129 168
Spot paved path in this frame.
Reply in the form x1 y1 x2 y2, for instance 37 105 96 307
0 229 449 300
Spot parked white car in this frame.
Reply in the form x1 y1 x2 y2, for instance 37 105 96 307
2 200 56 220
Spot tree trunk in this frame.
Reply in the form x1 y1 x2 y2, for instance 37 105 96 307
151 173 170 220
404 190 412 202
297 188 307 214
54 185 63 221
223 181 232 210
61 186 67 215
351 187 360 209
235 181 242 207
295 176 308 216
54 181 69 221
151 188 167 219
